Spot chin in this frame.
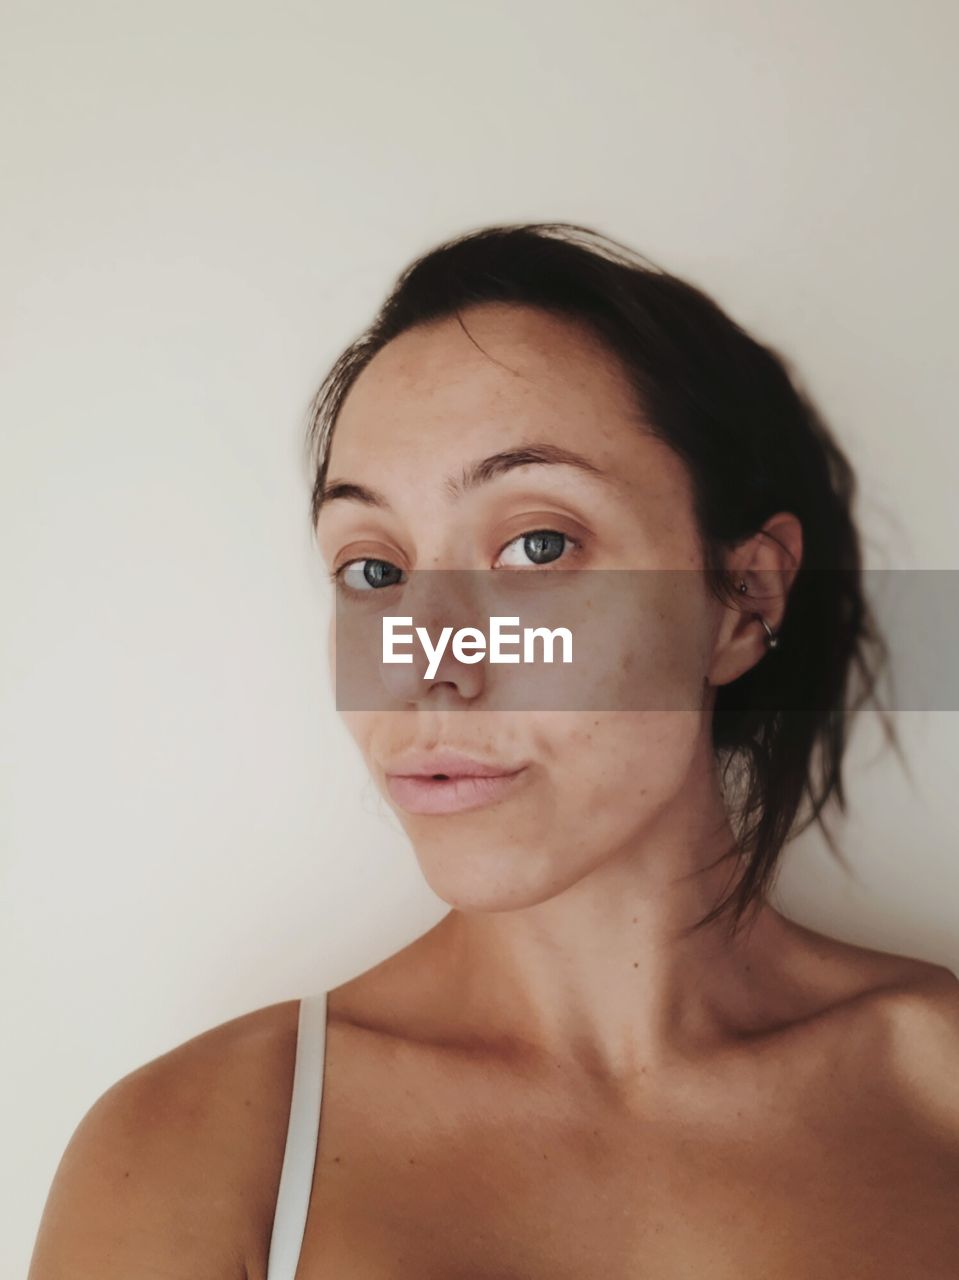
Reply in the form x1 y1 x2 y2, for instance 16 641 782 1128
410 837 584 914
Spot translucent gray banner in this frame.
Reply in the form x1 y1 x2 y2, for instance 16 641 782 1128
332 569 959 711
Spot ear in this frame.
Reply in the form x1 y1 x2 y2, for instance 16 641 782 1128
707 511 803 687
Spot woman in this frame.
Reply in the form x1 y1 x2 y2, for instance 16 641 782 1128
29 223 959 1279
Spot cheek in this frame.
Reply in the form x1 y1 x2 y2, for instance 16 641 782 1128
537 710 704 818
578 573 712 712
504 571 713 716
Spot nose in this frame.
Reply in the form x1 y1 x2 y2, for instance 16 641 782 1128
391 569 488 705
336 568 490 710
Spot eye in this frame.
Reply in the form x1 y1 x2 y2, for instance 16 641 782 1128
495 529 581 569
330 558 405 593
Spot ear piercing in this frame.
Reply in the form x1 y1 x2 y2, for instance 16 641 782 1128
737 579 780 650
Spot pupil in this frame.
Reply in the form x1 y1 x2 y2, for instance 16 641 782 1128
526 531 564 564
364 560 402 588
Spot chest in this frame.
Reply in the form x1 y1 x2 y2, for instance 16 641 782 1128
287 1031 959 1280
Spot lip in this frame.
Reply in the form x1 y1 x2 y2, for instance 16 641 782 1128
384 749 527 779
382 749 529 815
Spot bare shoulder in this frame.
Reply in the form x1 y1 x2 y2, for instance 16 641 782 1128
768 912 959 1119
875 960 959 1138
28 996 303 1280
803 923 959 1140
771 910 956 1017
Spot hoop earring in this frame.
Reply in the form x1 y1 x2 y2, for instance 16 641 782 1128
737 579 780 650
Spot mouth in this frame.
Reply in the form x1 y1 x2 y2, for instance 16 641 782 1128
383 761 529 816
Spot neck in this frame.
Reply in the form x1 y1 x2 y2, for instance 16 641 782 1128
427 771 799 1082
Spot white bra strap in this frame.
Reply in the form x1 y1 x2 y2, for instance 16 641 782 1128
265 991 328 1280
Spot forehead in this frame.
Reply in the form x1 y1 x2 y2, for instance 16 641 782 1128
328 303 646 466
320 303 699 554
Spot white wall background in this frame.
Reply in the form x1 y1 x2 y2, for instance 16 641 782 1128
3 1 957 1273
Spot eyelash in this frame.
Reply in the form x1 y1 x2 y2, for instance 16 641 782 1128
327 528 584 594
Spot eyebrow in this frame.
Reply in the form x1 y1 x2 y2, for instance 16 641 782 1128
316 441 617 516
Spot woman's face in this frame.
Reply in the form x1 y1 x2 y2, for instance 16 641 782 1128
315 302 746 912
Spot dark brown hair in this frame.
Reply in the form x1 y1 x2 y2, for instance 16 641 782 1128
304 222 902 937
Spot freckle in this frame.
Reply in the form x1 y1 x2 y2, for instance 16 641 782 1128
124 1170 130 1179
633 962 639 968
333 1155 341 1163
409 1157 415 1165
632 918 637 924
